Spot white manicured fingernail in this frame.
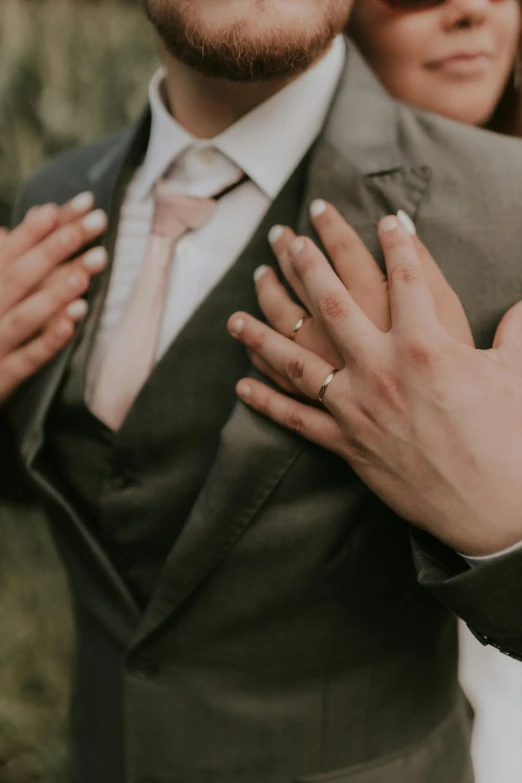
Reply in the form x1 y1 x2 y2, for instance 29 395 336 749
268 225 284 245
70 191 95 213
397 210 416 236
230 318 244 337
66 299 89 319
254 265 269 283
310 199 327 218
82 210 107 232
238 382 251 400
83 247 108 271
290 238 305 255
380 216 399 233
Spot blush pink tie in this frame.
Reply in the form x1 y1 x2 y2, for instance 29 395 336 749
90 179 226 430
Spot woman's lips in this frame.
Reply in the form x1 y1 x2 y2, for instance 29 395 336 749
425 52 493 76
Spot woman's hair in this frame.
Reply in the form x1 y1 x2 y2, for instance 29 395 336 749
485 42 522 136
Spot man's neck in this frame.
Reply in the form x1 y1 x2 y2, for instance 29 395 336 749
161 55 298 139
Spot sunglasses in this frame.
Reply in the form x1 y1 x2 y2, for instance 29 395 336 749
379 0 504 11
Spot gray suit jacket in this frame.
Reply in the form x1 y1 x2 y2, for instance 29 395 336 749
6 40 522 783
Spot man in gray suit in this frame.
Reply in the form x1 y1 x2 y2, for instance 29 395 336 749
7 1 522 782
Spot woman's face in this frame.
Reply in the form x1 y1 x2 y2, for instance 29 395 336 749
349 0 521 125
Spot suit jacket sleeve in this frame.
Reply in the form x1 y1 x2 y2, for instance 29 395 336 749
411 528 522 661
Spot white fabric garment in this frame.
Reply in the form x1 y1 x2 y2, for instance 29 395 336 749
459 620 522 783
85 35 346 400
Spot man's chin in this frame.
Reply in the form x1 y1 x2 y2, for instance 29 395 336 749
142 0 350 82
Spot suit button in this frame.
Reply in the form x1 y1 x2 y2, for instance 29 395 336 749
129 655 160 679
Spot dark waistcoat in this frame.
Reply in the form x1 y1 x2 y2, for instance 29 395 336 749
42 159 308 607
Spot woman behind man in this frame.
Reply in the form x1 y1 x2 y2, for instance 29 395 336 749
1 0 521 777
349 7 522 780
235 0 522 780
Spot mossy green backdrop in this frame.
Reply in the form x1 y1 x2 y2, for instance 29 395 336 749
0 1 156 779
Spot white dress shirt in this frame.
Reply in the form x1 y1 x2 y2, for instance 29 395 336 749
85 36 345 399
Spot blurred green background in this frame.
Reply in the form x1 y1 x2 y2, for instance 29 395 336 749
0 2 157 780
0 0 159 227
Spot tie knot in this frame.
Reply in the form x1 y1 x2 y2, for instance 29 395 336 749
165 145 243 199
153 146 247 239
152 183 217 238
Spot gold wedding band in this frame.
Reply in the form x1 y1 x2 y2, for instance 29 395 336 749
290 314 310 341
318 369 339 404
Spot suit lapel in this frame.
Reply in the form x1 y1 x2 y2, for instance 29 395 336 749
131 42 432 649
17 111 151 469
297 42 432 268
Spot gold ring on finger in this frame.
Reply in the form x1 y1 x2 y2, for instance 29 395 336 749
290 314 311 341
317 369 339 404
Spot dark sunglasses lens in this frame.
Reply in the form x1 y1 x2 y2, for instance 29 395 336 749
380 0 446 10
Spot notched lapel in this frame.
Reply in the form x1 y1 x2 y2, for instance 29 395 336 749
297 41 432 269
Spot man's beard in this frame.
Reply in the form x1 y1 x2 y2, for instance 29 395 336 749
141 0 350 82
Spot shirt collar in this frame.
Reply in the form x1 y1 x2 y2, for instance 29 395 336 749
134 35 345 201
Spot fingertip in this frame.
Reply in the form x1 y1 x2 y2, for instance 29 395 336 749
379 215 400 235
253 265 269 283
70 191 95 214
82 209 108 234
310 199 328 219
268 225 285 246
289 237 306 257
228 313 246 337
83 246 108 272
236 380 252 401
397 210 416 236
378 215 414 250
66 299 89 320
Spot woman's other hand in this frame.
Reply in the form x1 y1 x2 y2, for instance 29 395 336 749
0 193 108 404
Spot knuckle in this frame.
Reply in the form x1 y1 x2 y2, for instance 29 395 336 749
286 355 305 381
25 204 58 233
257 390 272 419
402 336 436 369
286 407 304 435
66 267 89 292
40 330 62 356
58 224 83 250
245 328 265 354
344 436 371 464
390 265 422 286
370 368 403 406
5 309 29 339
264 304 285 329
1 265 19 293
328 235 354 260
317 292 346 322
